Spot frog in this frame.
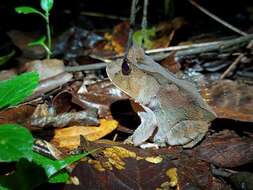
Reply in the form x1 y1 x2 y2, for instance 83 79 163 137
106 46 216 148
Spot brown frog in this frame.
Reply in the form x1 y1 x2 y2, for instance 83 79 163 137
106 46 216 148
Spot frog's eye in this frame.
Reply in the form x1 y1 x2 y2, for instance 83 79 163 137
121 58 131 75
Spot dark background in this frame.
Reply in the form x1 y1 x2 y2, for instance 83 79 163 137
1 0 252 32
1 0 253 56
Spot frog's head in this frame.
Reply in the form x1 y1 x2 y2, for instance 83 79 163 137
106 58 143 99
106 57 159 104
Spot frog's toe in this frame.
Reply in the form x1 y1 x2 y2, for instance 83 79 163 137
124 135 134 145
153 140 166 147
182 133 205 148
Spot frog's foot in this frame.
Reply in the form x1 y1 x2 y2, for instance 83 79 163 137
140 143 159 149
124 135 134 145
152 140 166 148
182 132 205 148
132 109 157 146
124 136 161 149
165 120 209 148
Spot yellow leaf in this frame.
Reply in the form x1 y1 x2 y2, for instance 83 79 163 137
166 168 178 187
145 156 163 164
53 119 118 148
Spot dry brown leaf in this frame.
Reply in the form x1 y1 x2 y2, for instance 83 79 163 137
52 119 118 148
103 21 129 54
25 59 65 81
64 145 224 190
196 130 253 168
0 104 35 128
203 80 253 122
0 69 17 81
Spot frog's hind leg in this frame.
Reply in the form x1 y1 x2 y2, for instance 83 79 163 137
166 120 209 148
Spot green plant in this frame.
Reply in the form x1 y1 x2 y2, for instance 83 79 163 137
133 27 155 49
0 72 39 109
0 124 90 190
0 72 92 189
15 0 54 59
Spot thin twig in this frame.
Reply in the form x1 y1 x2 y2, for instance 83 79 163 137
220 54 244 79
111 34 253 60
65 62 106 72
152 34 253 60
79 11 127 21
124 0 139 59
63 34 253 72
145 41 220 54
220 40 253 79
188 0 248 36
141 0 149 47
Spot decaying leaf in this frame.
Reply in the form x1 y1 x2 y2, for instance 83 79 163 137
52 119 118 149
25 59 65 81
72 80 128 118
104 21 129 54
195 130 253 168
28 72 73 101
0 69 17 81
53 27 103 61
31 108 99 128
0 104 35 127
205 80 253 122
64 144 223 190
65 154 175 190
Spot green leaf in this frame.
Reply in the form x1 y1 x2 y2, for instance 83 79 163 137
0 72 39 109
0 124 34 162
0 159 47 190
15 6 45 19
0 185 9 190
28 36 52 56
32 152 89 178
0 50 15 66
133 27 156 49
48 171 69 183
40 0 54 12
0 153 83 190
28 36 46 47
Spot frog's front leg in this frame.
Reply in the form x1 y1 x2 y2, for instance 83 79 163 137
165 120 209 148
131 106 158 146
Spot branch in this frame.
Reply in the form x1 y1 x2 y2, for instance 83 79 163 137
188 0 247 36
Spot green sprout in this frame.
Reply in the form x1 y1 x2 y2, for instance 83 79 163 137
133 27 155 49
15 0 54 59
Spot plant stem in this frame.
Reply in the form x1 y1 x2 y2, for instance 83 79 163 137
124 0 139 60
141 0 148 48
45 12 51 59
